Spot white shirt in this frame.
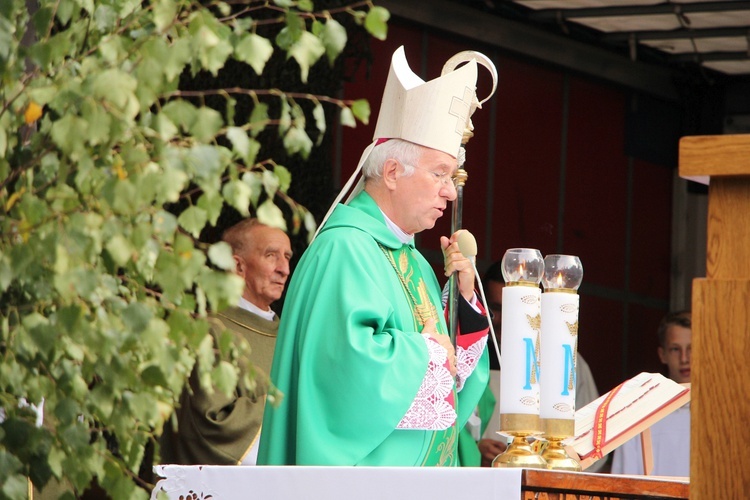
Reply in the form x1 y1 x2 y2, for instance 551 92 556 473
238 296 276 321
611 403 691 477
236 297 275 465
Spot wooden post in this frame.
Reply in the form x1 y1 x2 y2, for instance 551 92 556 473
639 427 654 476
678 134 750 499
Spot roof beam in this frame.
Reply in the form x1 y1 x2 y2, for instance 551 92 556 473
529 1 750 21
672 51 750 63
603 26 750 42
377 0 681 101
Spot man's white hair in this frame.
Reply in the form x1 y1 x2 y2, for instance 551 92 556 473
362 139 424 180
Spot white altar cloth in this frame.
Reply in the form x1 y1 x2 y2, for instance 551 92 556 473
151 465 523 500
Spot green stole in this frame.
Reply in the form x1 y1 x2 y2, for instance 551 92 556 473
379 243 458 466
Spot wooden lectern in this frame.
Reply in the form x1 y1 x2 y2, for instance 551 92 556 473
679 134 750 500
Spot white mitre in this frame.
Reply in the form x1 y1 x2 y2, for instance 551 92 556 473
313 45 494 240
374 46 477 157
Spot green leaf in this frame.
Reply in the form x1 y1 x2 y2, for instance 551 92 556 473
81 100 112 146
222 180 252 217
153 210 178 243
303 209 317 242
141 365 169 387
154 113 178 141
191 22 233 75
226 126 251 158
162 100 198 132
1 474 28 500
91 69 139 118
287 31 325 83
121 302 153 334
241 172 263 208
365 6 390 41
105 234 134 267
283 126 313 159
93 5 118 32
248 102 269 139
261 169 280 198
275 11 303 51
212 360 238 397
23 313 55 359
257 199 287 230
321 18 347 65
50 115 89 155
197 189 223 226
0 251 13 292
153 0 177 32
312 102 326 138
235 33 273 75
275 165 292 193
350 99 371 125
163 38 192 82
185 144 227 186
208 241 235 270
196 268 244 312
340 106 356 128
177 206 208 238
190 107 224 143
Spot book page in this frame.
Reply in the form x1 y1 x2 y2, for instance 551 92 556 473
564 372 690 463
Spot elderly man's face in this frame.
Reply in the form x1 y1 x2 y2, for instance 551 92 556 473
394 148 458 234
235 225 292 310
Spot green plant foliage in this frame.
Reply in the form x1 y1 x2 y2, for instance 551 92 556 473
0 0 388 497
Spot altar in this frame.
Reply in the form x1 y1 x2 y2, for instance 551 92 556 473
151 466 688 500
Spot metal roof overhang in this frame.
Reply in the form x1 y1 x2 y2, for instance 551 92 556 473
377 0 750 101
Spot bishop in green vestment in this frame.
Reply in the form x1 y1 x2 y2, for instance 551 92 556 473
258 145 490 466
259 45 496 467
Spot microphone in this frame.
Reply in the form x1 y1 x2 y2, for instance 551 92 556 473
456 230 477 259
454 229 502 370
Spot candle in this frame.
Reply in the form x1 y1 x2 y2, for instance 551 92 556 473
540 254 583 438
499 248 544 434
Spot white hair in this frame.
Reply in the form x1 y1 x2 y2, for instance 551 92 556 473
362 139 424 180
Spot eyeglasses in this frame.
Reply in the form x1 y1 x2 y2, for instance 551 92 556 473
402 162 459 187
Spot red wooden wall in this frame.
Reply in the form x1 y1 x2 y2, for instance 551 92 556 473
333 20 674 394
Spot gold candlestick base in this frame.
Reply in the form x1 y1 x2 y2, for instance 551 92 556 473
540 436 581 472
491 433 547 468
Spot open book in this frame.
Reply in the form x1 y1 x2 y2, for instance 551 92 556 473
564 372 691 470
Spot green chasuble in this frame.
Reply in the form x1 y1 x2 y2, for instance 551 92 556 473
258 191 489 466
159 306 277 465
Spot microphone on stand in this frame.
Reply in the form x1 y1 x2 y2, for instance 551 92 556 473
456 230 502 371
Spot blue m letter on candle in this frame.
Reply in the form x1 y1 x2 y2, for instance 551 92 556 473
561 344 576 396
522 337 540 390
